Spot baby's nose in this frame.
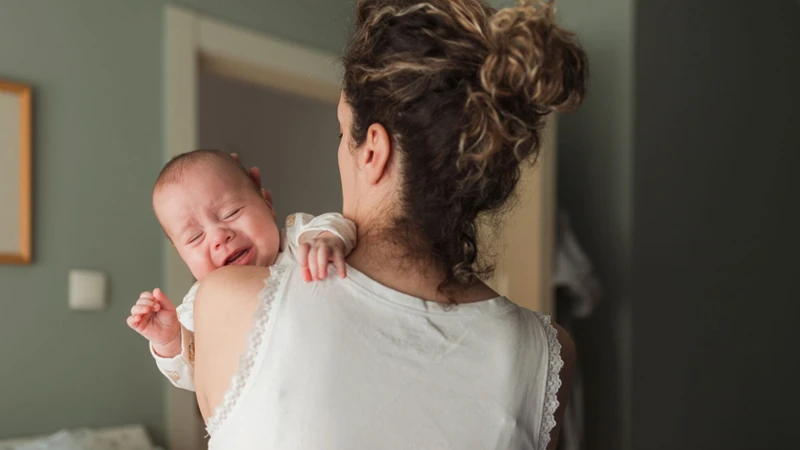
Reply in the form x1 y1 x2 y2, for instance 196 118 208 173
213 228 235 248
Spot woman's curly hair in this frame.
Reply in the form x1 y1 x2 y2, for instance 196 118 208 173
343 0 588 291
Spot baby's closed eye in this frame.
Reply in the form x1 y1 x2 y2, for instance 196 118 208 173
223 207 243 220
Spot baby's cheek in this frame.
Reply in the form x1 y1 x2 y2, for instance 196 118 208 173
256 218 280 246
185 251 213 281
257 229 281 266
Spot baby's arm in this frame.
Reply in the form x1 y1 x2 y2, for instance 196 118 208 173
151 325 196 391
286 213 357 254
127 286 197 391
294 213 357 255
284 213 357 281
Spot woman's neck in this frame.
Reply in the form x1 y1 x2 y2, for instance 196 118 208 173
346 230 498 304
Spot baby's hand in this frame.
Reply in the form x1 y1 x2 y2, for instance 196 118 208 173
126 288 181 357
297 231 347 282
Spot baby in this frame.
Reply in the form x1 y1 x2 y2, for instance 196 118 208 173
126 149 356 391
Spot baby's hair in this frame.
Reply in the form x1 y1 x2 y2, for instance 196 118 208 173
343 0 588 290
153 149 255 193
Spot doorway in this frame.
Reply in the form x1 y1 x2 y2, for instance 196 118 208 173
199 73 341 225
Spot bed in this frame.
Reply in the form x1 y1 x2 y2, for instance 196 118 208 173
0 424 162 450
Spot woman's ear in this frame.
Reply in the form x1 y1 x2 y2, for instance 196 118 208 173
361 123 392 185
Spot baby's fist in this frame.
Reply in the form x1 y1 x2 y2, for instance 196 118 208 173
126 289 180 353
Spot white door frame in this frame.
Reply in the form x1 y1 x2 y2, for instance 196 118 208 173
163 6 341 449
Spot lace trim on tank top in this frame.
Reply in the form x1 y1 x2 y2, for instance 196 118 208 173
205 264 287 436
534 312 564 450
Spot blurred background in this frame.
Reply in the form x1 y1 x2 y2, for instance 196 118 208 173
0 0 797 449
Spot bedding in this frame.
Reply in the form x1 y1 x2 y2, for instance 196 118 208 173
0 425 161 450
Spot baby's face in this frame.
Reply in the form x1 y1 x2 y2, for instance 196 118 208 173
153 163 281 281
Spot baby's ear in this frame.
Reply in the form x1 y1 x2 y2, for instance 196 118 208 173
263 190 276 218
262 189 273 205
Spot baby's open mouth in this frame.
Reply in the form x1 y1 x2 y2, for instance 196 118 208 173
224 248 250 266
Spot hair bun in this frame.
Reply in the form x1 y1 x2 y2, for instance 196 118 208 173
457 1 587 194
480 0 587 112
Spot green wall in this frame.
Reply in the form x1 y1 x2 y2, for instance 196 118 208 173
0 0 166 442
0 0 353 444
170 0 353 53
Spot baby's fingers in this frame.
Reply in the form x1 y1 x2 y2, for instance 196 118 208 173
308 246 319 282
131 304 153 316
126 315 140 329
135 298 159 311
297 243 312 282
152 288 173 311
317 246 330 280
127 314 149 334
332 247 347 279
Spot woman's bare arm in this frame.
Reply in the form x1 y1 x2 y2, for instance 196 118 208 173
193 265 272 421
546 323 576 450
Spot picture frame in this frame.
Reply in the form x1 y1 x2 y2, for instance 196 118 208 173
0 80 32 264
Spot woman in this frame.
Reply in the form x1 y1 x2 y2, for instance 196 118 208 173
194 0 587 448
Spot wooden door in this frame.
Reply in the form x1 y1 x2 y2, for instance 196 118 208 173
481 117 557 314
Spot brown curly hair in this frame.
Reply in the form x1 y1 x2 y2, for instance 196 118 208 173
342 0 588 290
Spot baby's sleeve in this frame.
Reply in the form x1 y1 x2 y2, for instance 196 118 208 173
150 325 195 391
284 212 357 255
149 283 198 391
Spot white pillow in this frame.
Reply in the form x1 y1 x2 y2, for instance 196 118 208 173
0 425 156 450
7 429 86 450
82 426 154 450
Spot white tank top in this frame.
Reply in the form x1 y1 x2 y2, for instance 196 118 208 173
206 262 563 450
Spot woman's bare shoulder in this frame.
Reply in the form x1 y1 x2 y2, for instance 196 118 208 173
193 265 273 352
193 265 273 421
546 321 576 450
196 265 272 310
